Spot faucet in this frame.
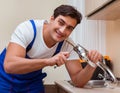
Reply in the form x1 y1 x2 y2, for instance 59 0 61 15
66 40 118 88
96 60 118 88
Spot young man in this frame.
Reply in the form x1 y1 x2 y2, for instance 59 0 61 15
0 5 102 93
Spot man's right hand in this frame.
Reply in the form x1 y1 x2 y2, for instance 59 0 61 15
47 52 70 67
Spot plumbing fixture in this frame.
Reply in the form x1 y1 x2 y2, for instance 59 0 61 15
66 40 118 88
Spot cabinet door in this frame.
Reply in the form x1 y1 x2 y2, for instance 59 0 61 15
56 86 68 93
85 0 112 16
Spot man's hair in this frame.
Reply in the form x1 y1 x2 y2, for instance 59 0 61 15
53 5 82 25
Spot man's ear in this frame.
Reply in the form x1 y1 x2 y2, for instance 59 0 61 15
50 16 55 21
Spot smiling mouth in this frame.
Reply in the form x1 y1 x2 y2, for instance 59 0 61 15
56 30 64 38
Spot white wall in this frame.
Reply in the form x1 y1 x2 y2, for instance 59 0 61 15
0 0 69 84
106 20 120 77
68 0 106 55
0 0 68 51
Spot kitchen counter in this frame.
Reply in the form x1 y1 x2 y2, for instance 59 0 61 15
55 80 120 93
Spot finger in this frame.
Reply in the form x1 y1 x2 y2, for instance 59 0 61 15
59 55 67 66
92 53 99 62
88 50 99 62
55 52 70 67
56 53 68 66
62 52 70 58
87 50 94 59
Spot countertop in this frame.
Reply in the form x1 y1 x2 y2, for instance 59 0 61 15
55 80 120 93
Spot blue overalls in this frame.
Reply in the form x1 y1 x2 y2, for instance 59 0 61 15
0 20 64 93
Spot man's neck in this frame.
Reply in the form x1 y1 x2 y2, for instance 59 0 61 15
43 23 57 48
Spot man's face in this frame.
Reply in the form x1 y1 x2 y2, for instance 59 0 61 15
49 15 77 42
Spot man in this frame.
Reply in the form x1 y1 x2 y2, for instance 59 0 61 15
0 5 102 93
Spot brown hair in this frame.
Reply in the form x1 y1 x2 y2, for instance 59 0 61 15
53 5 82 25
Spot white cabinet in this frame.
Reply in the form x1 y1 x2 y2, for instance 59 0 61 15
85 0 112 16
85 0 120 20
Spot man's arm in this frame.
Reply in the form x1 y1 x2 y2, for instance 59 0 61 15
4 42 49 74
65 50 102 88
4 42 70 74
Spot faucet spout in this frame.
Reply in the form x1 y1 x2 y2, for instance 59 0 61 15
96 62 118 88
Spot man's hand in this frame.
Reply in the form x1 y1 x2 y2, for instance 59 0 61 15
48 52 70 67
87 50 102 64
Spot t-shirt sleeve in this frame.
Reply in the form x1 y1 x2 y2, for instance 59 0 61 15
10 20 34 49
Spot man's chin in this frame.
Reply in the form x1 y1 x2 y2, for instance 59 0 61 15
54 40 63 43
57 38 65 42
53 36 65 42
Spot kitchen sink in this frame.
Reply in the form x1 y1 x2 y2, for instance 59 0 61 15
67 80 106 88
85 80 106 88
68 80 120 88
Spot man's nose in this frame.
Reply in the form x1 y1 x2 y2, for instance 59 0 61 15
59 26 66 33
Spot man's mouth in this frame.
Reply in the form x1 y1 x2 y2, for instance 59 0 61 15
56 30 64 38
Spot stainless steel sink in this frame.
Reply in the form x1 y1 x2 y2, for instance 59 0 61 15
68 80 120 88
85 80 106 88
67 80 106 88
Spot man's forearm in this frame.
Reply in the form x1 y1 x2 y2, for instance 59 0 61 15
4 57 48 74
72 64 97 88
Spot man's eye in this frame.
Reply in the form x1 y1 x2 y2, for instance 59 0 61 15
58 20 64 25
67 27 74 31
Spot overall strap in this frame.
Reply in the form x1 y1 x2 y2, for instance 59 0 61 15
26 20 37 53
53 41 64 56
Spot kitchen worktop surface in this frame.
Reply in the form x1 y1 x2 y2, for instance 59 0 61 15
55 80 120 93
